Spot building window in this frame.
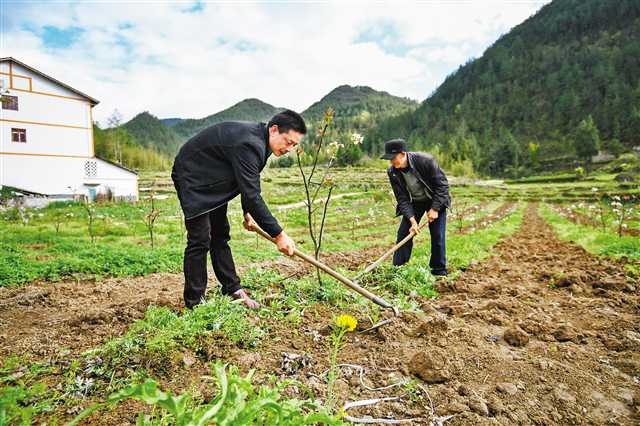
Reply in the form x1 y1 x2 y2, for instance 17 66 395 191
2 95 18 111
84 161 97 177
11 128 26 143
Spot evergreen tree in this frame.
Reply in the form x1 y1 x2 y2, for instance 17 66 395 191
574 115 600 162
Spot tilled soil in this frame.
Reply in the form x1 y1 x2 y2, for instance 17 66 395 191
456 202 517 235
0 273 183 360
3 204 639 425
231 203 639 425
412 204 639 424
0 246 386 360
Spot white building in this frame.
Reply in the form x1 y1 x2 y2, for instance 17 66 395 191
0 57 138 202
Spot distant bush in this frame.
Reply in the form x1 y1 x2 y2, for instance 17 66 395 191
270 155 295 168
450 159 476 178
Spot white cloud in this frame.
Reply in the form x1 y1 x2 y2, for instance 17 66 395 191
1 0 549 124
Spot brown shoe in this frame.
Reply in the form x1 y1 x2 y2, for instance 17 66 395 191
232 289 260 309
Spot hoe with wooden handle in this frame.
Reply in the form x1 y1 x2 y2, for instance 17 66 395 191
352 220 429 284
247 218 399 332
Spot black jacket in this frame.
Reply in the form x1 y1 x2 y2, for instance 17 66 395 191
387 152 451 220
171 121 282 237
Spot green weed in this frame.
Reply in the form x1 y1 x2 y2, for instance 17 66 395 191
98 295 263 371
70 362 343 426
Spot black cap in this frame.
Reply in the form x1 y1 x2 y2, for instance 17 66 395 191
380 138 407 160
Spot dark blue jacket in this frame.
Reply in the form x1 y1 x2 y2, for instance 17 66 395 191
171 121 282 237
387 152 451 220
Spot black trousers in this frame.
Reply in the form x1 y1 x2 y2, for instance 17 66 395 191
183 204 241 308
392 201 448 276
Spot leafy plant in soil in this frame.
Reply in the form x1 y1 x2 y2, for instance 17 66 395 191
69 362 343 426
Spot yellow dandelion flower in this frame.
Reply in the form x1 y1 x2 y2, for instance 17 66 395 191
335 314 357 331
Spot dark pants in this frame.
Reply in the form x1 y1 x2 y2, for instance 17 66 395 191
393 201 447 276
183 204 241 308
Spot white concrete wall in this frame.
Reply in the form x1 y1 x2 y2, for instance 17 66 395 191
1 61 93 158
1 122 91 157
0 153 138 199
3 86 91 128
89 158 139 200
2 153 87 194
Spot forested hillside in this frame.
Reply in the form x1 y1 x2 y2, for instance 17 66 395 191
369 0 640 176
291 85 417 167
94 99 280 170
123 112 182 157
93 123 171 171
172 98 282 140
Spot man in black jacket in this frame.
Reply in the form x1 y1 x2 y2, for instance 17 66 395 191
171 110 305 309
382 139 451 276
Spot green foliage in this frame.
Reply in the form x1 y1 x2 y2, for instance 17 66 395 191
0 239 182 287
528 143 540 167
0 358 59 425
449 159 476 178
0 197 187 287
99 297 263 369
484 128 524 177
441 204 525 272
94 123 171 171
602 138 625 157
71 362 342 426
270 155 295 168
0 383 54 425
359 264 438 299
574 115 600 161
335 143 363 167
303 85 416 129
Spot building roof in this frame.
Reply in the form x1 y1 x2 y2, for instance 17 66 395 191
95 156 139 175
1 57 99 105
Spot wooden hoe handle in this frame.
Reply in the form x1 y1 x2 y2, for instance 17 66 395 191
250 223 398 313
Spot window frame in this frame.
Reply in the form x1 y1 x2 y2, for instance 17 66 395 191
2 95 18 111
11 128 27 143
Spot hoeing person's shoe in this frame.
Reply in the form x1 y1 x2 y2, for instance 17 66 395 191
232 289 260 309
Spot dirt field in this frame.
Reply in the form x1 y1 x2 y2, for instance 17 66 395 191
1 204 638 424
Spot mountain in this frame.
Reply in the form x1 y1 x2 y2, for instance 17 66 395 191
303 85 417 120
108 86 417 169
303 85 417 126
172 98 283 140
122 112 182 157
369 0 640 176
160 118 184 127
302 85 418 156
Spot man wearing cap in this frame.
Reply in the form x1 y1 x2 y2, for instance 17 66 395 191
381 139 451 277
171 110 304 310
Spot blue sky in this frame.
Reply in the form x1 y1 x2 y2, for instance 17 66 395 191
1 0 550 124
